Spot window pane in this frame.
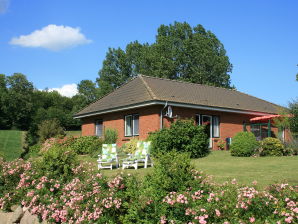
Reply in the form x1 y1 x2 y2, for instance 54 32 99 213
212 116 220 137
125 115 132 136
133 114 139 135
96 120 103 137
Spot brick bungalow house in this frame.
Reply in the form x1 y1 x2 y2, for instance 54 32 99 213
74 75 285 149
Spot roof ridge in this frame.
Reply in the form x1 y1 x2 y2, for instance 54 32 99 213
138 74 157 100
140 74 238 91
140 75 283 108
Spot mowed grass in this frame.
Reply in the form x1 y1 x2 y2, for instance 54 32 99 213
80 151 298 189
0 130 24 161
66 130 81 137
192 151 298 188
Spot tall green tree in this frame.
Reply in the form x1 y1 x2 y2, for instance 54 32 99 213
77 79 100 104
289 100 298 139
97 22 233 96
6 73 34 129
0 74 10 129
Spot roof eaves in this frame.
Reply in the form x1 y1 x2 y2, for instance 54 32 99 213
74 100 274 119
74 76 140 116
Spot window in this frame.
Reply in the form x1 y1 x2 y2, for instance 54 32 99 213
125 114 139 136
196 114 220 138
195 114 201 125
95 120 103 137
133 114 139 136
212 116 220 138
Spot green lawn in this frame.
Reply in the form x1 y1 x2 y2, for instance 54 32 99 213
192 151 298 188
81 151 298 189
66 130 81 137
0 130 24 161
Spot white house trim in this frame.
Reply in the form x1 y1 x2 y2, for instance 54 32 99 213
73 100 273 119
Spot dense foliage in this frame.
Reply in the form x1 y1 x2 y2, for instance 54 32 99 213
230 132 260 157
37 119 65 143
0 73 83 133
71 136 103 155
149 119 209 158
97 21 233 96
0 151 297 223
104 128 118 144
38 145 79 181
289 99 298 139
120 138 138 154
260 137 285 156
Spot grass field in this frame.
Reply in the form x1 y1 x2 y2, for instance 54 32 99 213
66 130 81 137
81 151 298 189
193 151 298 188
0 130 24 161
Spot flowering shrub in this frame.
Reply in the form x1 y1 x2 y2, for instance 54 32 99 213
0 158 31 208
0 159 135 223
38 145 79 181
0 153 297 223
230 132 260 157
260 137 285 156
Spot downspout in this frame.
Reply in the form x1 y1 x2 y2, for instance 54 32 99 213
160 101 168 129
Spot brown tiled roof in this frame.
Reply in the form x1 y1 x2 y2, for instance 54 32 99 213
74 75 282 117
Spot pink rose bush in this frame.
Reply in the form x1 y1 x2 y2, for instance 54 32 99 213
0 158 133 223
0 151 297 223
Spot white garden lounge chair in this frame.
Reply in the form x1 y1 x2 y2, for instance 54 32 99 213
97 144 119 170
122 141 153 170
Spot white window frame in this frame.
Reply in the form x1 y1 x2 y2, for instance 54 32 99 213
125 114 139 137
212 116 220 138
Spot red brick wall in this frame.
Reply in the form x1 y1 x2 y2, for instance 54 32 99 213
162 106 259 150
81 105 281 149
81 105 161 146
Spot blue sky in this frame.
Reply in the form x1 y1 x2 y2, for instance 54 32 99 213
0 0 297 105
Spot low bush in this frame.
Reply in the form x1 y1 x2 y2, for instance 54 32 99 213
260 137 284 156
284 139 298 156
71 136 103 155
38 145 79 181
0 154 297 223
230 132 260 157
144 151 197 194
23 144 41 159
37 119 65 143
149 119 209 158
104 128 118 144
120 138 138 154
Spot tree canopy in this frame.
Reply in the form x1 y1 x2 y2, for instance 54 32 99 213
97 22 233 96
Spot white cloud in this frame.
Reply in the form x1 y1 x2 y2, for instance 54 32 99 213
48 83 78 97
0 0 10 14
9 24 92 51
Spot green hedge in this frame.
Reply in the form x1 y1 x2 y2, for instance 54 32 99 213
71 136 103 155
230 132 259 157
260 137 284 156
149 119 209 158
